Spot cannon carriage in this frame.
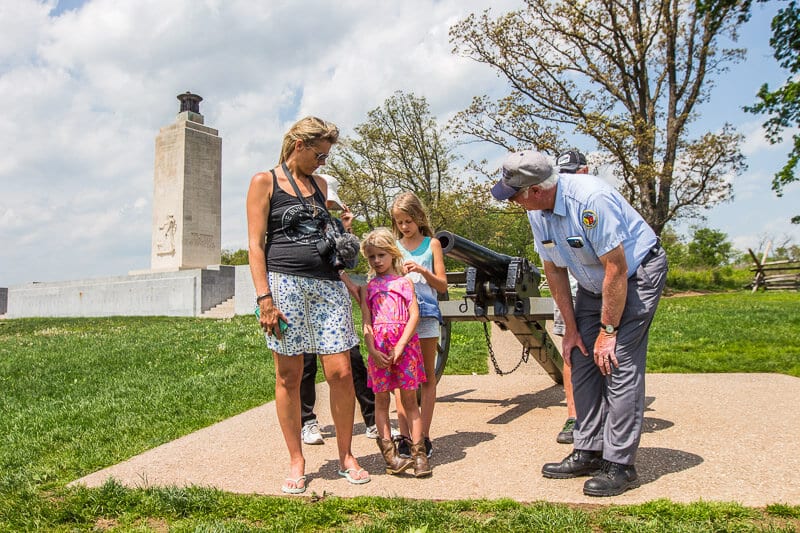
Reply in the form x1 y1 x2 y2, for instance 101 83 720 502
429 231 563 385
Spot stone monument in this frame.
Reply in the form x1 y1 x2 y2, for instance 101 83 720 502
150 92 222 271
7 92 234 319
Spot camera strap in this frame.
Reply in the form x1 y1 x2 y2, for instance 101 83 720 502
280 162 329 223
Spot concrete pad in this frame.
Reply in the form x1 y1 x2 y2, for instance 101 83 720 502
72 326 800 506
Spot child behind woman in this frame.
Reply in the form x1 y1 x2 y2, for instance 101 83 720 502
359 228 432 478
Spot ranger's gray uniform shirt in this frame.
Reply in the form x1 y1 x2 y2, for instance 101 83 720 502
527 173 667 465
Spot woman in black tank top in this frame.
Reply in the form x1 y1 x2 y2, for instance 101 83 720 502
245 117 370 493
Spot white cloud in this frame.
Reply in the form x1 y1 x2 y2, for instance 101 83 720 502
1 0 796 286
0 0 54 66
0 0 524 285
740 119 799 157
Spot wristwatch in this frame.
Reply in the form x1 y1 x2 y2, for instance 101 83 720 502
601 323 618 334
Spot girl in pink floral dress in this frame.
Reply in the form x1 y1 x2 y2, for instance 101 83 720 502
358 228 431 477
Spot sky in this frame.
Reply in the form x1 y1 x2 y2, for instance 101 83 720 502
0 0 797 287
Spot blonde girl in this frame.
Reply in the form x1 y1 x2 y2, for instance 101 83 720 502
359 228 432 477
390 192 447 459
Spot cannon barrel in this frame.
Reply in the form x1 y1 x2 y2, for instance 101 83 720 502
435 231 514 280
434 230 561 384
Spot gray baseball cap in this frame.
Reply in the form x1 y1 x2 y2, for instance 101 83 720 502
491 150 556 201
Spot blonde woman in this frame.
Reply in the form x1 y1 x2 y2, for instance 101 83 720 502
246 116 369 494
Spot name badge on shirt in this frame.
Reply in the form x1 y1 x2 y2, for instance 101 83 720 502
542 239 555 248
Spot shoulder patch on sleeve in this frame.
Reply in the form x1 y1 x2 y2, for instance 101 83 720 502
581 209 598 229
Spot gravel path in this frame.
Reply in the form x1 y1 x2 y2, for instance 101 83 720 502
73 324 800 505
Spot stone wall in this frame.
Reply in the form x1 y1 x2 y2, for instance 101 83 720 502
6 267 234 318
234 265 256 316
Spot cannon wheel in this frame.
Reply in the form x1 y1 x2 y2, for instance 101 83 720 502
433 289 451 383
434 319 451 384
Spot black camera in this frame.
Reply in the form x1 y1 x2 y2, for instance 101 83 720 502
316 228 337 264
316 222 360 270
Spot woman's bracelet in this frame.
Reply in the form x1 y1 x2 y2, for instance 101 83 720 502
255 292 272 304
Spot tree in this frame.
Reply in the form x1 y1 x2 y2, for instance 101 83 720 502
686 226 735 267
773 242 800 261
327 91 473 232
324 91 543 272
660 225 689 266
449 0 749 235
754 233 800 261
221 248 248 265
744 1 800 224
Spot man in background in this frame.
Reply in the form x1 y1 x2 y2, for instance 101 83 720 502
299 175 378 444
551 149 588 445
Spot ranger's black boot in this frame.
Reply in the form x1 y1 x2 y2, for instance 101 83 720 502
542 449 604 479
583 461 640 496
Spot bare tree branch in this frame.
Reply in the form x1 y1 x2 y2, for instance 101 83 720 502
449 0 748 234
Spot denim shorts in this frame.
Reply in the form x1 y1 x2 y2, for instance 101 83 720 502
263 271 358 356
416 316 440 339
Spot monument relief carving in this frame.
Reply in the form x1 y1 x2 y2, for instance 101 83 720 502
156 214 177 256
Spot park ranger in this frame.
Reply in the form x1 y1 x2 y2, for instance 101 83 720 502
491 150 667 497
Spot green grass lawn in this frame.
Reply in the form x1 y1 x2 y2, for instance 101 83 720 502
649 292 800 376
1 292 798 531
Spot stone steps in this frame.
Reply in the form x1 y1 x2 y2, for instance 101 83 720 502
201 297 235 319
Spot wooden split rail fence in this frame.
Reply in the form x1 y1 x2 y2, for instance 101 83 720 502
748 248 800 292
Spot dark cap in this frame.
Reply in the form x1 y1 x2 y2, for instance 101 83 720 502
491 150 557 201
556 149 587 173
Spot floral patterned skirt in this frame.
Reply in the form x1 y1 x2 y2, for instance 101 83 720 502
263 271 358 356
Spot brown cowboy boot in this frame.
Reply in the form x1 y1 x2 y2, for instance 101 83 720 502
377 437 413 475
411 439 432 478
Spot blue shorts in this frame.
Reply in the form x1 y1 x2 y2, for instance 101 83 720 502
416 316 440 339
264 271 358 356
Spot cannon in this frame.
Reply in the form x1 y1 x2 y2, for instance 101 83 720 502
431 231 563 385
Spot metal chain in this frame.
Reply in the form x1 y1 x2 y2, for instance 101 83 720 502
460 296 532 376
483 321 530 376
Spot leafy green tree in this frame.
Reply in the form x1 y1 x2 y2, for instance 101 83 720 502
760 234 800 261
773 242 800 261
323 90 543 274
660 226 689 267
687 226 735 267
326 91 459 231
449 0 749 235
744 0 800 224
221 248 248 265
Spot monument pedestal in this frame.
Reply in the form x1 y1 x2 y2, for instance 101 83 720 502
7 266 234 318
